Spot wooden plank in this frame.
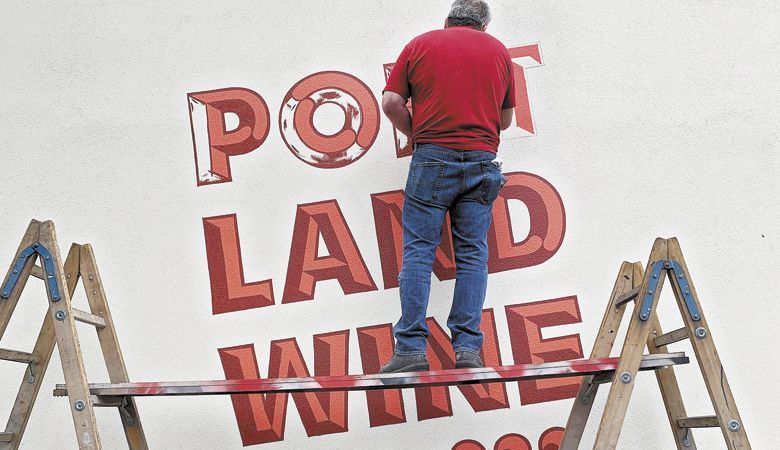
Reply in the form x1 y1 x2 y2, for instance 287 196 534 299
678 416 719 428
80 244 148 449
667 238 751 449
0 348 39 364
643 259 697 450
53 353 689 397
593 238 668 449
71 308 106 329
560 261 636 450
37 222 102 449
0 220 41 340
3 243 81 450
653 327 689 348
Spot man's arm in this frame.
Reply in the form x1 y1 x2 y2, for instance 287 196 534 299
382 91 412 137
500 107 514 130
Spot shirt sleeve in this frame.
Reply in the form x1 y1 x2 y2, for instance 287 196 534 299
383 44 412 100
501 54 516 109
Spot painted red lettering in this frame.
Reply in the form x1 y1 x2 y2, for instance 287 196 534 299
217 331 350 445
203 214 274 314
356 324 407 427
494 433 532 450
218 344 285 445
283 200 378 303
505 296 583 405
189 88 270 185
280 71 380 168
507 44 543 136
488 172 565 274
452 440 486 450
539 427 565 450
425 312 509 412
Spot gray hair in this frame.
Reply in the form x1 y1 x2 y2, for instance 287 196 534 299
447 0 491 30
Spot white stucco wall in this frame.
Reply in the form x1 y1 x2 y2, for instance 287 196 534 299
0 1 777 449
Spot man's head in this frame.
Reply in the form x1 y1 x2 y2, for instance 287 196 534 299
445 0 491 31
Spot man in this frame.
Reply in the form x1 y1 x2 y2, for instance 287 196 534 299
380 0 515 373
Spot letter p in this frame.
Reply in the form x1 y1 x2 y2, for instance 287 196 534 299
188 88 270 186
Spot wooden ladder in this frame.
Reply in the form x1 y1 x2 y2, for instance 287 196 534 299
560 237 751 449
0 220 148 450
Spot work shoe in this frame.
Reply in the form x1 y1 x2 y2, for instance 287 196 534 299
379 354 429 374
455 351 484 369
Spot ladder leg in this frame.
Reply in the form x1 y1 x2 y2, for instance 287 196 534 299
38 221 102 449
79 244 148 449
0 220 41 339
560 261 636 450
2 245 81 450
666 238 751 449
642 255 696 450
592 238 668 450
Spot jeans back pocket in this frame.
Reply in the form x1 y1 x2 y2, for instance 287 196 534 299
407 161 445 204
479 161 506 204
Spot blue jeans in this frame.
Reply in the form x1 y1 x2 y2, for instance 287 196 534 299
394 143 507 356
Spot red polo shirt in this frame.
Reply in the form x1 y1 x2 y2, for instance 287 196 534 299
383 26 515 152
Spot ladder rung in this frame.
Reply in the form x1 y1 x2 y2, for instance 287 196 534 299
0 347 39 364
678 415 719 428
72 308 106 328
0 432 13 442
654 327 689 347
30 264 44 279
615 286 641 306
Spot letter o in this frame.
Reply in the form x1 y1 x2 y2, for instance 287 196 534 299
279 71 379 168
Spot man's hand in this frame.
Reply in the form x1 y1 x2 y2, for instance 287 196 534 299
382 91 412 137
500 107 514 130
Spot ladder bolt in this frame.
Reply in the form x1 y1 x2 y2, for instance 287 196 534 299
32 243 39 248
682 427 691 447
27 362 36 384
55 310 67 321
727 419 741 432
74 400 86 411
581 382 596 405
694 327 707 339
13 269 18 274
619 371 632 384
89 275 94 280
